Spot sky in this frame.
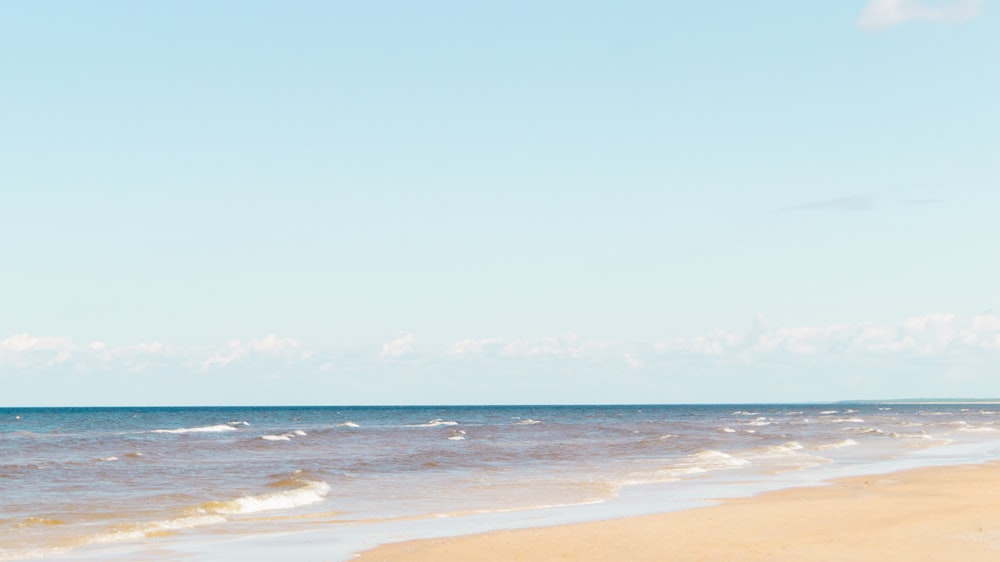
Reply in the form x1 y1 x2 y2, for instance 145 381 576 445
1 0 997 406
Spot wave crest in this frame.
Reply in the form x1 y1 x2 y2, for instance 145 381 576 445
152 422 247 435
199 480 330 515
406 419 459 428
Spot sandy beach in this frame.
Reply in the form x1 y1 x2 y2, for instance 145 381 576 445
357 462 1000 561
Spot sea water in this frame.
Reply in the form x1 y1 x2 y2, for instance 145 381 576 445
3 404 1000 560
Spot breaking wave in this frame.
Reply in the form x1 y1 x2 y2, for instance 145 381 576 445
197 479 330 515
261 430 308 441
152 421 248 435
406 419 459 428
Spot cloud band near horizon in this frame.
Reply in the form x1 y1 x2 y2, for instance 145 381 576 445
3 312 998 374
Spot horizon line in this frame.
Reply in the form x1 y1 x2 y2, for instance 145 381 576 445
5 398 1000 409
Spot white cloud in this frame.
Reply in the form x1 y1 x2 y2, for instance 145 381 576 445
250 334 302 354
198 339 246 368
0 313 1000 402
448 337 504 356
447 334 614 360
654 313 1000 359
501 334 613 359
381 332 416 358
0 333 76 366
657 331 743 356
122 342 165 354
90 341 169 373
196 335 304 368
0 334 310 373
858 0 981 31
1 333 74 352
624 354 644 369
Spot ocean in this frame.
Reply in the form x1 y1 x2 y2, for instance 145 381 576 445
4 403 1000 560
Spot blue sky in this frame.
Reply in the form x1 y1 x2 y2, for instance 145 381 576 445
2 1 997 405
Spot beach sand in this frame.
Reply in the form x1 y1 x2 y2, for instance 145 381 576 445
356 462 1000 561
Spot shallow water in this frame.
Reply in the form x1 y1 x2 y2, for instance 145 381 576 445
3 404 1000 560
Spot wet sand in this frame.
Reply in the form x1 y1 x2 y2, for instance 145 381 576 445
356 462 1000 561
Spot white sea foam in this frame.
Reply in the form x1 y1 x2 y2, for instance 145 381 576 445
743 442 831 472
887 429 930 439
261 429 308 441
448 436 466 440
752 442 804 456
820 410 838 415
206 480 331 515
890 432 943 441
338 421 360 428
843 426 888 435
732 411 759 416
0 547 68 561
824 418 865 424
96 456 118 462
816 438 859 450
635 449 752 485
53 510 234 553
152 424 239 434
744 417 774 426
960 426 997 433
407 419 459 428
687 450 751 471
720 427 736 433
515 419 542 425
88 514 227 545
845 427 941 441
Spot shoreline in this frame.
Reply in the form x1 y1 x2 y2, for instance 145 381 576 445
355 461 1000 561
26 404 1000 562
